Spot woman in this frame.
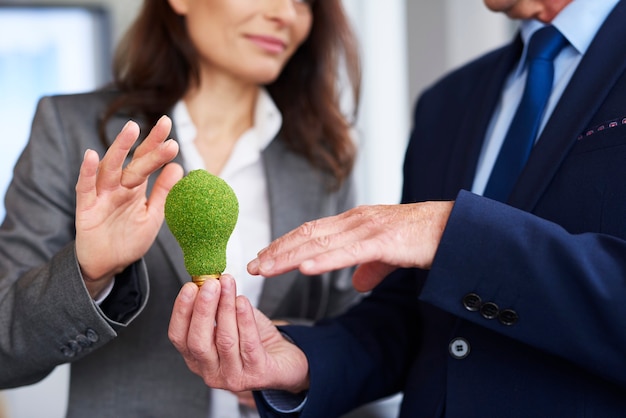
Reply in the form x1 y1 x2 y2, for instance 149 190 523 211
0 0 360 417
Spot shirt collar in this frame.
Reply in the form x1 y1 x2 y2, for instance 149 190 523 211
254 88 282 152
513 0 619 77
172 87 282 152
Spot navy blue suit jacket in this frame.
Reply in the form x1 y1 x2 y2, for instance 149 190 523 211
258 2 626 416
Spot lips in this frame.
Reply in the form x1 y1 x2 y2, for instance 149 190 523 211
246 35 287 54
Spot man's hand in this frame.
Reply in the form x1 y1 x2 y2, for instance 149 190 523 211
168 275 310 394
248 202 454 292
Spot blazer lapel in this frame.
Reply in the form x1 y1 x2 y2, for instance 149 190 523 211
256 139 321 317
509 1 626 211
444 38 523 195
150 123 190 285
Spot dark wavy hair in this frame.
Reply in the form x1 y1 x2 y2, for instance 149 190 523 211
100 0 361 189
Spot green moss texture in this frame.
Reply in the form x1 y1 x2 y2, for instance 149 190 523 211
164 169 239 276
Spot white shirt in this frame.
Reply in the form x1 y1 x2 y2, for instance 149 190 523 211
472 0 620 194
173 88 281 418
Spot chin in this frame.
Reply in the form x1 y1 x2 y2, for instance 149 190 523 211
245 67 284 86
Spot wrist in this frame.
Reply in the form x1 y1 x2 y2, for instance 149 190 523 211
85 275 115 299
278 329 310 393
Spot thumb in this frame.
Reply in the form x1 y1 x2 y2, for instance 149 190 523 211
352 262 396 292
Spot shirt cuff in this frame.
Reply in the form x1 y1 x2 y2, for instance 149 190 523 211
261 389 307 414
93 277 115 305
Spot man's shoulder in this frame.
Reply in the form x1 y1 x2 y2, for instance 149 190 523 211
435 42 517 93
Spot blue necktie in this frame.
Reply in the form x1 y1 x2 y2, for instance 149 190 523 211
483 26 568 202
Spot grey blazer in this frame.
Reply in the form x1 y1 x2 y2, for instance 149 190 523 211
0 91 361 417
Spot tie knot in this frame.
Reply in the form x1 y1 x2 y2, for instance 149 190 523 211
526 25 567 62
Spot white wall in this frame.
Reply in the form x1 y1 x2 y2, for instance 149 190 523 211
0 1 512 417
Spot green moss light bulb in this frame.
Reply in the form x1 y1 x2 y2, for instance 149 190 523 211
164 169 239 287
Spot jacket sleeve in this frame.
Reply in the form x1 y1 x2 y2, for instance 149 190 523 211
0 96 149 389
256 268 421 418
421 190 626 388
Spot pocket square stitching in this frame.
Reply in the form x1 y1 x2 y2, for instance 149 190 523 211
577 117 626 140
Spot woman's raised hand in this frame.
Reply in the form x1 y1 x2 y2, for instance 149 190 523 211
75 116 183 297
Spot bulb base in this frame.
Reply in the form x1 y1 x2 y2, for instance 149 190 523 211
192 274 221 287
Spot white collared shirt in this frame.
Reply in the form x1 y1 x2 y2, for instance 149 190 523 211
472 0 620 194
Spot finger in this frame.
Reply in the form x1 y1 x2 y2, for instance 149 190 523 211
251 218 371 277
214 275 243 374
145 162 184 217
248 206 379 276
235 295 265 369
132 115 172 159
185 279 221 364
121 118 179 189
263 210 359 256
75 149 100 213
246 222 345 276
352 262 397 292
168 282 200 353
121 139 178 189
97 121 140 191
295 233 382 276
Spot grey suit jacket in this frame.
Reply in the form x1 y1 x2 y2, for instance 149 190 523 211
0 91 360 417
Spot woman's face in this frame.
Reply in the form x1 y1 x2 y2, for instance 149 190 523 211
168 0 313 85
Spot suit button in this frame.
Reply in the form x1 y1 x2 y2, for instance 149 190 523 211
480 302 499 319
449 337 470 359
85 329 99 343
462 293 482 312
498 309 519 326
60 346 75 358
76 334 91 348
68 340 82 354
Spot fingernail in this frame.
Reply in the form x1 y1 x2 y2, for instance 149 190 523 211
301 260 315 272
160 139 173 149
259 258 274 273
180 283 195 301
199 279 218 300
205 279 218 295
236 297 247 313
247 259 259 273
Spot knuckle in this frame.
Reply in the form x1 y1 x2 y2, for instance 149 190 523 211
344 240 364 260
222 376 242 392
215 334 237 352
187 341 210 359
168 331 182 347
239 339 257 359
313 234 331 249
298 220 317 238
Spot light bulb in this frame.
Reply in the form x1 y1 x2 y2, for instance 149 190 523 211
164 169 239 286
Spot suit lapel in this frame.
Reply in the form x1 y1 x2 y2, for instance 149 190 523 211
444 39 523 195
509 1 626 211
256 139 320 317
151 122 190 285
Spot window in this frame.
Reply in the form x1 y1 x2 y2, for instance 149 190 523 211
0 3 111 220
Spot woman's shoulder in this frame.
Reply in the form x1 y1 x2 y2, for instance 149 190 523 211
40 86 120 111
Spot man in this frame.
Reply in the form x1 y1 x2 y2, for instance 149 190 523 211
169 0 626 416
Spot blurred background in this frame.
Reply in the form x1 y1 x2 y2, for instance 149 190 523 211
0 1 513 416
